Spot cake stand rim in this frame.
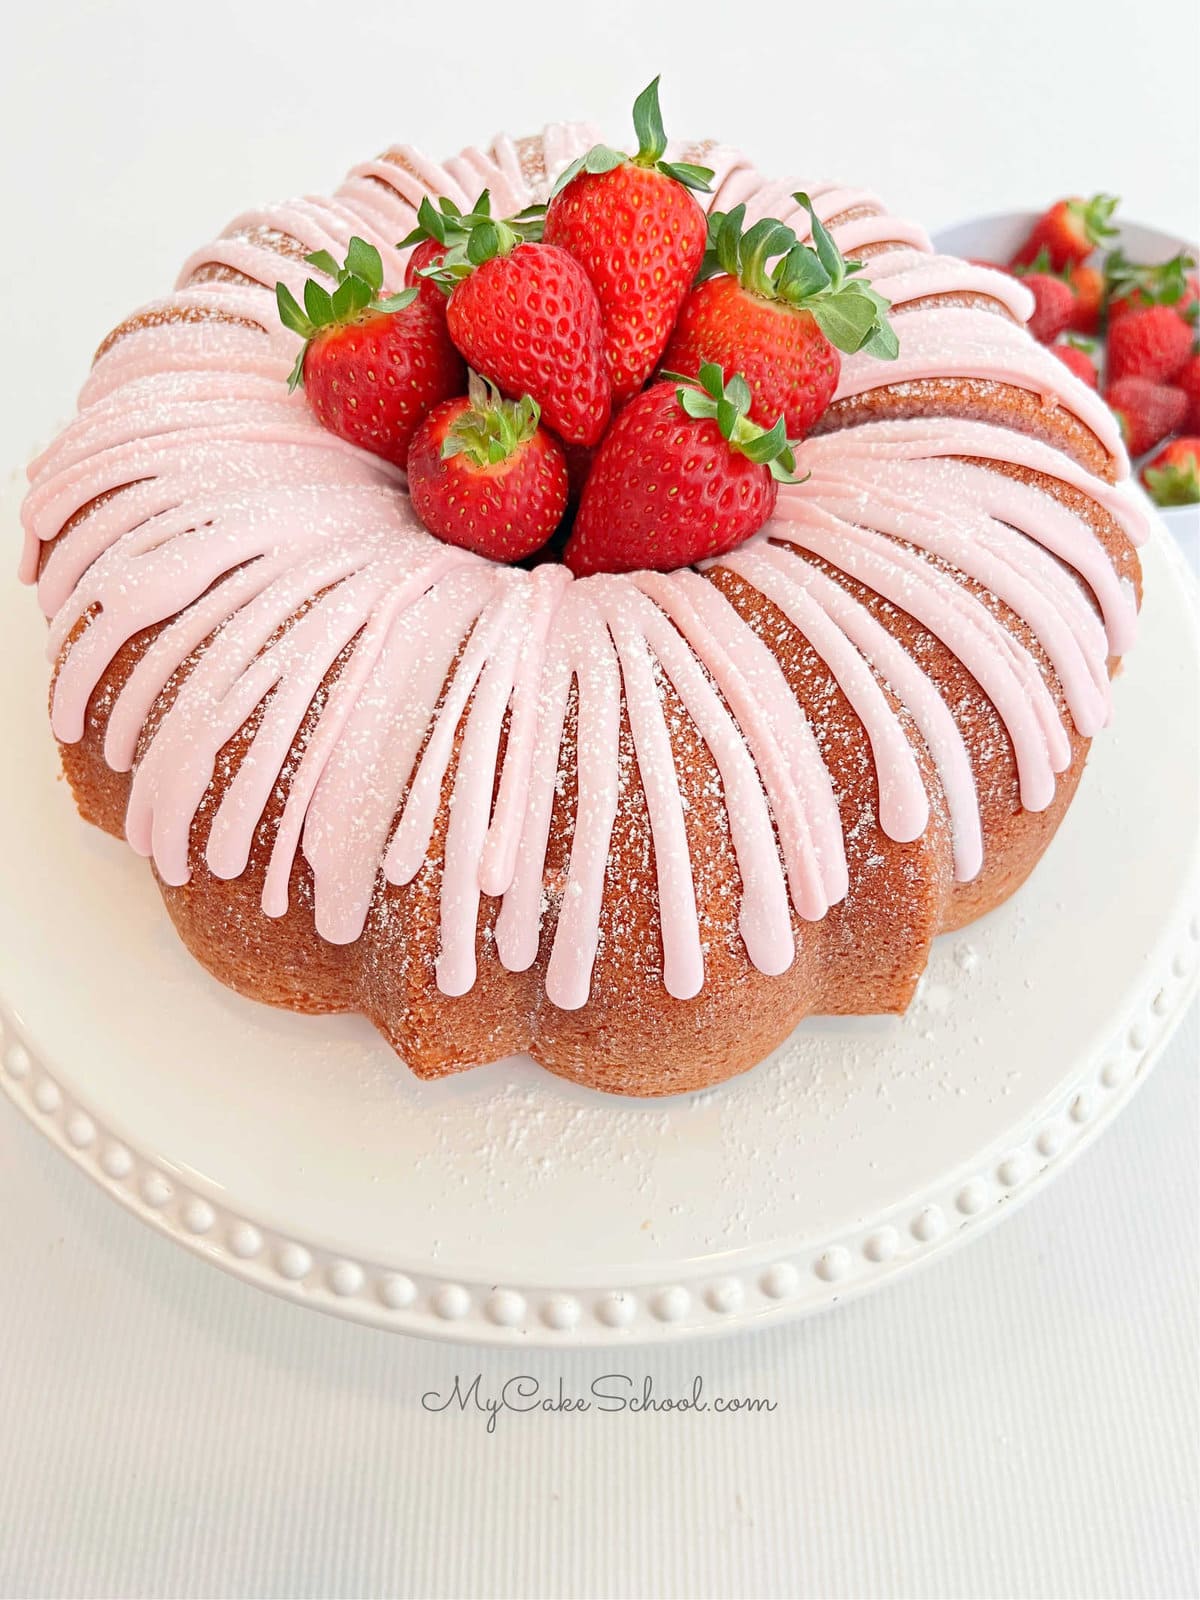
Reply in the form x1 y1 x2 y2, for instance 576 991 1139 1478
1 517 1196 1348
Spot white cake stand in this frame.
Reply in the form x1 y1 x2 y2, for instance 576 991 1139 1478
2 498 1196 1345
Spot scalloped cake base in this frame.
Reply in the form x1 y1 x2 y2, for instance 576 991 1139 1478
2 499 1197 1345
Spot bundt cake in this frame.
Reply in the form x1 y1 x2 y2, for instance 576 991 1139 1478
20 121 1150 1096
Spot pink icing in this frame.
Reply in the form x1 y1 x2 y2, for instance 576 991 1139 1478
20 125 1147 1011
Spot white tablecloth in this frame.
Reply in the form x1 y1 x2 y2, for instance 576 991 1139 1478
2 2 1197 1593
1 1010 1195 1599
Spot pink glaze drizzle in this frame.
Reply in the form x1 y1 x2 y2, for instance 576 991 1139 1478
20 126 1147 1010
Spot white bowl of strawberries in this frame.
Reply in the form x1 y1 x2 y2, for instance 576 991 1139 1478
933 204 1199 562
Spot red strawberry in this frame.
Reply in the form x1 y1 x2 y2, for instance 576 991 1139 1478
1104 377 1187 457
449 241 609 446
407 373 568 561
1106 249 1198 324
1021 271 1075 343
1012 250 1077 342
1011 194 1119 271
1141 437 1200 506
1052 339 1099 388
661 195 898 438
1175 353 1200 432
404 237 450 310
1065 262 1104 334
411 194 611 446
564 363 798 577
543 77 713 406
1107 304 1193 384
275 236 465 466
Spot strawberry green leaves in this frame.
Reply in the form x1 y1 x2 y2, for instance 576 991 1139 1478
1143 441 1200 506
397 195 470 253
1144 457 1200 506
1011 245 1056 278
699 195 900 361
399 190 546 254
1106 247 1199 322
705 213 797 293
440 371 543 468
629 75 713 189
1067 193 1120 252
275 236 416 390
402 189 547 282
667 361 803 482
550 77 714 198
631 74 670 165
551 146 626 192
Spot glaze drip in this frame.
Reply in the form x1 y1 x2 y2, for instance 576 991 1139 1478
21 125 1149 1010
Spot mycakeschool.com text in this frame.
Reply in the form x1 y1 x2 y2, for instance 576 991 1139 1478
421 1373 780 1432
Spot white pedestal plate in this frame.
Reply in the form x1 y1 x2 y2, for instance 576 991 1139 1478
1 507 1196 1346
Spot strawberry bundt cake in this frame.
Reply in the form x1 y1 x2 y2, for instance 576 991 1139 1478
20 115 1149 1096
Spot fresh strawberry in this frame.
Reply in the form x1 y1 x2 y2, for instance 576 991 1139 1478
1141 437 1200 506
543 77 713 406
1105 249 1198 324
407 372 568 560
1052 339 1099 388
404 240 451 311
275 236 465 465
1065 262 1104 334
412 193 611 446
564 363 798 576
1021 271 1075 343
1011 194 1119 271
447 244 610 446
1104 377 1187 457
1175 353 1200 432
1107 304 1193 384
661 195 897 438
1012 250 1077 342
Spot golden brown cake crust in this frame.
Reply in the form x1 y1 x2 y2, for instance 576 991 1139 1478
45 448 1139 1096
29 136 1143 1096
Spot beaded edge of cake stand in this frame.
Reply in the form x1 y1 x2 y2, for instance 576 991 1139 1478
1 905 1195 1346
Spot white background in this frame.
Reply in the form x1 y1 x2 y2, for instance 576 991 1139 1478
2 1 1199 1595
4 0 1199 466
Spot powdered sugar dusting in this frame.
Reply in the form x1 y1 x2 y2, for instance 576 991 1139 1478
20 123 1146 1026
